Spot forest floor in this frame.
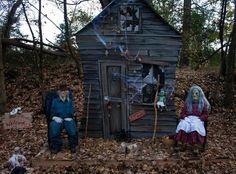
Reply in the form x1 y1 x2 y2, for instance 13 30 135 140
0 64 236 174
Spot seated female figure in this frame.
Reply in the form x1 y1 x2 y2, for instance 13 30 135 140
175 85 210 145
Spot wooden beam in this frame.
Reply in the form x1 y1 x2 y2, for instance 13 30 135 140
31 157 232 168
136 57 170 66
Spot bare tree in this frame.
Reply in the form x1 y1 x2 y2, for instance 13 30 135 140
63 0 82 78
179 0 191 66
224 0 236 108
0 30 7 115
0 0 23 115
38 0 44 87
219 0 228 77
2 0 23 39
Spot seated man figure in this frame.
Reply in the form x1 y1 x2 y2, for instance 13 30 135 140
175 85 210 146
49 83 78 154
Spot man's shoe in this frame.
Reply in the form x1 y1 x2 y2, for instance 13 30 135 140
51 149 59 154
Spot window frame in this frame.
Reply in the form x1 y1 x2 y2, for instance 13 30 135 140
119 4 142 33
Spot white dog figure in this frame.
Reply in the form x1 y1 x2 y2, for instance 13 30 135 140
8 147 27 174
120 142 141 156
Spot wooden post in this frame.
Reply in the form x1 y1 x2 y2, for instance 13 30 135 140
152 76 160 142
0 29 7 116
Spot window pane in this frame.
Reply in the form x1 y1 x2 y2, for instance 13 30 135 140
119 5 140 32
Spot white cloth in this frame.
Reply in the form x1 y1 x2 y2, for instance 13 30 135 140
8 154 26 169
52 116 63 123
143 66 157 84
157 101 165 107
64 118 73 121
176 115 206 136
10 107 22 116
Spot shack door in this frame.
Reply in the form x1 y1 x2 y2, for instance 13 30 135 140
100 62 127 138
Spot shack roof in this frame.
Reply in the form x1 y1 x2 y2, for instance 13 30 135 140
75 0 181 36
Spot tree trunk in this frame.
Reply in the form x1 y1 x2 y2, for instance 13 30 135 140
179 0 191 66
64 0 83 78
0 30 7 115
2 0 23 59
1 0 22 114
219 0 228 77
224 0 236 108
38 0 44 87
3 0 23 39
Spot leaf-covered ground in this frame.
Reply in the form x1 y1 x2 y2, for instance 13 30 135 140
0 64 235 173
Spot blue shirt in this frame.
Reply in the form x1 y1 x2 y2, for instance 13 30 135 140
51 97 74 119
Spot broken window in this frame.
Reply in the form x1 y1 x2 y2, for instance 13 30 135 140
142 64 165 103
120 5 140 32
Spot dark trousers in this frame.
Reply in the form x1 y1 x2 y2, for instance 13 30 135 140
49 120 78 151
11 166 26 174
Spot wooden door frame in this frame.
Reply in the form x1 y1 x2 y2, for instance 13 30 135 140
98 60 127 138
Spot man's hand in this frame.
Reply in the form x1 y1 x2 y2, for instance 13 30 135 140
52 116 63 123
64 118 73 121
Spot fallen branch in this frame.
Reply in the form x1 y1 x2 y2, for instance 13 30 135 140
1 38 68 57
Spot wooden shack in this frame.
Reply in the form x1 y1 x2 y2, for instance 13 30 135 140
76 0 182 138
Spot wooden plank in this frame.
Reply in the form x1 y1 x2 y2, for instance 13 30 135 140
82 104 101 110
79 131 103 138
83 84 100 91
82 64 98 71
80 124 102 131
149 50 180 57
31 159 77 167
84 93 100 100
32 157 234 168
130 131 170 138
78 36 181 47
130 125 176 132
80 112 103 119
78 42 180 53
143 29 178 36
78 36 181 45
83 80 100 86
83 99 102 105
77 32 182 37
142 25 174 31
128 115 177 122
130 121 177 127
136 57 170 66
129 104 176 111
2 112 33 130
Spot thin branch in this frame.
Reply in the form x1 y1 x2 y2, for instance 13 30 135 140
63 0 82 77
22 2 36 46
7 38 63 50
27 1 63 33
55 0 90 6
45 38 64 51
198 42 230 65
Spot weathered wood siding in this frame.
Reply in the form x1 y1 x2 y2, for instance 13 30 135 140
76 0 181 138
